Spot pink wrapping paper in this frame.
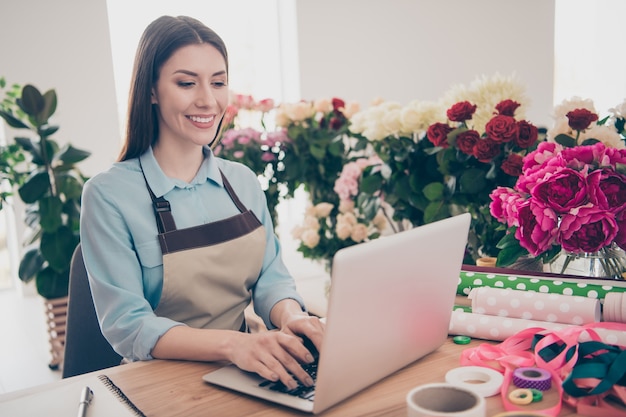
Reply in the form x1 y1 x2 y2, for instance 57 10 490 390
469 286 601 325
449 309 626 346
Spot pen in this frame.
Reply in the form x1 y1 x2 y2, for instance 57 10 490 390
78 386 93 417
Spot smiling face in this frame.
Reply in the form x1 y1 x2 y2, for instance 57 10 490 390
151 43 229 151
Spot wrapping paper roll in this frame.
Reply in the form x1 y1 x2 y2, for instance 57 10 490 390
448 309 626 346
406 383 485 417
469 287 601 325
457 269 626 299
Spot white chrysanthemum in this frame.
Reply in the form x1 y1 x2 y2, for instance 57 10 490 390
580 125 625 149
552 96 596 119
342 101 361 119
442 73 528 133
546 117 575 142
399 100 445 136
350 101 403 141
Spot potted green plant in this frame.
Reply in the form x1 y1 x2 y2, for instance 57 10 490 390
0 78 91 368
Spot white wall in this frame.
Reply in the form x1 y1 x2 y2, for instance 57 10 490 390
1 0 120 292
295 0 555 128
1 0 121 177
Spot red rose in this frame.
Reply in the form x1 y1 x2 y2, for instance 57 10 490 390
329 116 344 130
501 153 524 176
495 100 521 117
426 123 453 148
566 108 598 131
473 137 501 162
446 101 477 122
456 130 480 155
331 98 345 112
515 120 538 148
485 115 519 143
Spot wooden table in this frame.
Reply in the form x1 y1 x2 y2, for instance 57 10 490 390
88 337 582 417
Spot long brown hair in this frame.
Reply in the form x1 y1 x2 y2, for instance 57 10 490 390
117 15 229 161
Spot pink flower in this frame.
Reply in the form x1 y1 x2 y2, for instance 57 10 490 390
489 187 526 227
515 200 558 256
257 98 275 113
589 168 626 213
530 167 588 213
558 204 617 253
261 152 275 162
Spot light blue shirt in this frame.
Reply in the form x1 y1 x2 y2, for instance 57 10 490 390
80 146 304 360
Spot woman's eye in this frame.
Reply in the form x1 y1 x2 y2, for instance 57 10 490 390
213 81 228 88
177 81 195 88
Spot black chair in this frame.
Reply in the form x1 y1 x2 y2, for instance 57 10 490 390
62 244 122 378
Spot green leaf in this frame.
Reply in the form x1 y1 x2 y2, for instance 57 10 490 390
18 84 45 118
18 171 50 203
554 133 577 148
18 246 44 282
360 174 383 195
309 143 325 160
496 245 527 267
57 144 91 165
39 196 64 232
423 201 449 223
56 174 84 200
459 168 487 194
40 89 57 124
327 138 344 157
423 182 444 201
580 138 600 146
40 226 78 272
35 267 69 299
0 109 29 129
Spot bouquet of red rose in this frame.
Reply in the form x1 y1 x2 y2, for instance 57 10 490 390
490 139 626 272
419 99 540 260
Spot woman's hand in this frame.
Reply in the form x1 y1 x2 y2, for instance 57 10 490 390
227 299 325 389
228 328 321 390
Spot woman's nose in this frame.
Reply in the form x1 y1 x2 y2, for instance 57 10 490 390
195 85 217 108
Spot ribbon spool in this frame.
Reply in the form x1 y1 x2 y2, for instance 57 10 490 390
406 382 486 417
445 366 504 397
512 367 552 391
491 412 552 417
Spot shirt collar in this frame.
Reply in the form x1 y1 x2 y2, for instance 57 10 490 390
139 146 223 198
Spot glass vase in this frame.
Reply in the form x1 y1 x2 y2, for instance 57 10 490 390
547 243 626 280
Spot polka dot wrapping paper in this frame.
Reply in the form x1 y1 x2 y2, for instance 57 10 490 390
457 269 626 299
469 287 601 325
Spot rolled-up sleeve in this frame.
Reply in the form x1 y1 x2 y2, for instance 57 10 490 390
80 168 182 361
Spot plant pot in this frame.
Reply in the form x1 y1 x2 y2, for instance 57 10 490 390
43 296 67 370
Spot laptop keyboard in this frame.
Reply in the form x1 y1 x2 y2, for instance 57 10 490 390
258 360 318 401
257 337 319 401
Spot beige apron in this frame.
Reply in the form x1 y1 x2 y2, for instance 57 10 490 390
142 166 266 331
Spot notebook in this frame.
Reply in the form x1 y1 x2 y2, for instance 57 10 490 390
202 212 471 414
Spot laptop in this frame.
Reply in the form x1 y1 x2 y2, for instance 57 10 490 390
202 213 471 414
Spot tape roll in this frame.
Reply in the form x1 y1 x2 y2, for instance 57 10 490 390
491 412 552 417
512 367 551 391
406 382 486 417
444 366 504 397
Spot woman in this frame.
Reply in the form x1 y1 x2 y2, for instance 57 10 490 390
80 15 323 390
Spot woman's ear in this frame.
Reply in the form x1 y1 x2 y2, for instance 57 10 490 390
151 89 158 104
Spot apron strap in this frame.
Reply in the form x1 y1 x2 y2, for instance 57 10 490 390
139 158 177 234
220 171 247 214
139 158 247 234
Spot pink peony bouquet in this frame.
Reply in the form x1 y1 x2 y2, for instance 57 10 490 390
490 140 626 268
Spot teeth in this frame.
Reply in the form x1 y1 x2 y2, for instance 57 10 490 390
188 115 214 123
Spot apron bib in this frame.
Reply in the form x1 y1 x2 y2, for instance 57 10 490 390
141 164 265 331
